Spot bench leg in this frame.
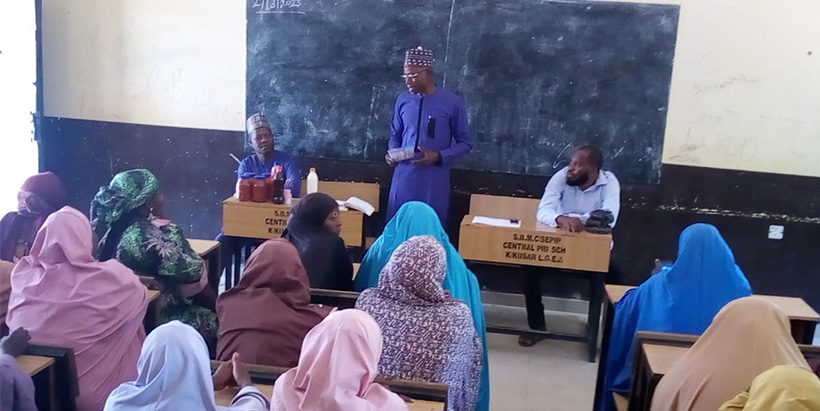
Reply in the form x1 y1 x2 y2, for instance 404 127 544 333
593 295 615 410
587 272 604 363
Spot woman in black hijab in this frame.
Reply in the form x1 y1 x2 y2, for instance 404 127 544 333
282 193 354 290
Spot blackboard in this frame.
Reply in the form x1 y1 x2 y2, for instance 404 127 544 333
247 0 679 184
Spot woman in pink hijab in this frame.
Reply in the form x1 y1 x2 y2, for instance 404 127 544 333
6 207 148 411
271 309 408 411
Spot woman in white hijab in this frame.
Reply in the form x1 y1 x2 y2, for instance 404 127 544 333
104 321 268 411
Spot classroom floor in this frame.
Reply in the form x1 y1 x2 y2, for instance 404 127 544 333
485 303 597 411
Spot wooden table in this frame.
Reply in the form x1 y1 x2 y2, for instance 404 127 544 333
223 197 364 247
591 285 820 411
17 355 54 375
18 354 57 410
214 385 445 410
189 239 221 292
459 215 612 362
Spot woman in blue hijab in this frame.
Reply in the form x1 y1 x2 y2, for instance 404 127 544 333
355 201 490 411
599 223 752 410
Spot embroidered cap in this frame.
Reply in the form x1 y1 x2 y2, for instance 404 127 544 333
404 46 434 68
246 113 271 133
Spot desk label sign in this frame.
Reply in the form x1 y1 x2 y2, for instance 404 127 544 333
223 198 364 247
459 216 611 272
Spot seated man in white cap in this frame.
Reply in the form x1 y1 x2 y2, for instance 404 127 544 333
240 112 301 193
218 113 302 276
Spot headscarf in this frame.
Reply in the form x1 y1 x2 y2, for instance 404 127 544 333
6 207 148 411
601 223 751 410
282 193 353 290
651 297 809 411
0 261 14 335
0 172 68 262
90 169 159 257
718 365 820 411
0 354 37 411
354 201 490 411
356 236 482 411
270 310 408 411
216 239 332 367
104 321 222 411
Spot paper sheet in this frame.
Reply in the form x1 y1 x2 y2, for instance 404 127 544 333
471 216 522 228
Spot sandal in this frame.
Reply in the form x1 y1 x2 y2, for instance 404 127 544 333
518 333 547 347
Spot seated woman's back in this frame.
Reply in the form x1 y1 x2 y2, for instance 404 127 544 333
0 172 67 263
601 223 752 410
652 297 810 411
6 207 148 411
282 193 353 291
356 235 482 411
216 239 332 367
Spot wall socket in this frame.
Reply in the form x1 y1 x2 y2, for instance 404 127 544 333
768 225 784 240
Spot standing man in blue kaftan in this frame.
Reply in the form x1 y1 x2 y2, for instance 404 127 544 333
385 46 472 226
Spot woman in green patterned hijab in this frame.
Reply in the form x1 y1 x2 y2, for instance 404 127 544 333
91 169 219 352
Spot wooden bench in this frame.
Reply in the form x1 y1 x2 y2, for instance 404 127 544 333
310 288 360 310
22 344 79 411
627 331 820 411
143 290 162 333
210 361 446 410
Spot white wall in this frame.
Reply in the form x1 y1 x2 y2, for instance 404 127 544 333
0 1 40 214
41 0 820 177
42 0 246 131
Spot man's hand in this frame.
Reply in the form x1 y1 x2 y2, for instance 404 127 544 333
212 358 234 391
556 216 584 233
384 153 398 167
412 147 440 166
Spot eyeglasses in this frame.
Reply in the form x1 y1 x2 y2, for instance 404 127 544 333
401 70 429 80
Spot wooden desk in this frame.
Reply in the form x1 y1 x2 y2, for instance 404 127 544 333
190 239 221 292
613 393 629 411
310 288 360 309
17 355 55 376
459 213 612 363
459 215 611 272
223 198 364 247
353 263 360 280
592 286 820 411
299 180 381 212
214 385 444 410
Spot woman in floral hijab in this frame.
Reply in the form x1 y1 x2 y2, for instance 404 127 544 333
90 169 218 350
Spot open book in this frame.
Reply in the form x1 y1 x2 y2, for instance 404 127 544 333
336 197 375 216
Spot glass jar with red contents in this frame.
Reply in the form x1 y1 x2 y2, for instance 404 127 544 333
237 173 254 202
251 175 268 203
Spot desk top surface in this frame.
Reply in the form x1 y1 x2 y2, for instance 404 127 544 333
460 215 612 240
643 343 688 377
147 290 160 302
223 197 362 215
214 385 444 411
16 355 54 376
189 239 219 255
605 285 820 322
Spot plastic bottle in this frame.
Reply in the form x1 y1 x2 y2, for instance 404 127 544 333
272 165 285 204
307 168 319 194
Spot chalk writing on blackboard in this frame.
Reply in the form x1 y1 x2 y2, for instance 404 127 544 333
252 0 305 15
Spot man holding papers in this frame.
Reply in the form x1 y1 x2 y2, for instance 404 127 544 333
385 46 472 226
520 145 621 346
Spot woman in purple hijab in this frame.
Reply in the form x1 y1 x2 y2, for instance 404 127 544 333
355 235 482 411
0 172 68 263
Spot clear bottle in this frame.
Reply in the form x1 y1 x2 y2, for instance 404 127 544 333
306 168 319 194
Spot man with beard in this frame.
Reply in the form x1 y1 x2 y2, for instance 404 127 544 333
520 145 621 346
